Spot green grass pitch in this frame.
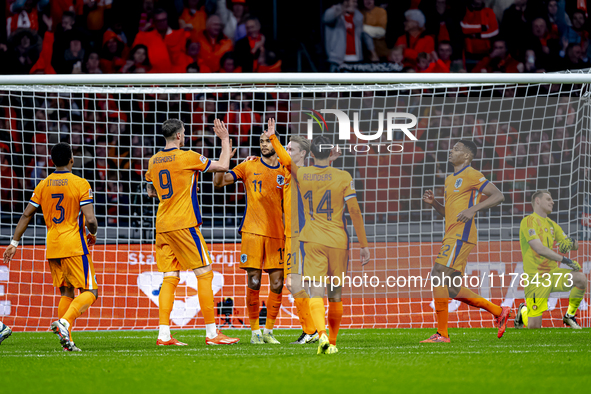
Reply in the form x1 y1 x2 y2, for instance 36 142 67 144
1 328 590 394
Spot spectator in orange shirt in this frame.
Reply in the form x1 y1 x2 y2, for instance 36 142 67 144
420 41 453 72
100 30 128 73
133 9 191 73
195 14 233 72
473 39 522 73
461 0 499 66
179 0 207 43
395 9 434 62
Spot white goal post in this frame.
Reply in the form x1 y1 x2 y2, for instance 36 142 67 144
0 72 589 331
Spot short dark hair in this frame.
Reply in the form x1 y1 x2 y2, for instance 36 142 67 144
51 142 73 167
458 139 478 159
311 135 332 160
162 119 184 139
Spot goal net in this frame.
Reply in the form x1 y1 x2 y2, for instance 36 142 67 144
0 73 589 331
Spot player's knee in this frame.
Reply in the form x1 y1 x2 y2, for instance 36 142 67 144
270 278 284 293
248 277 261 290
285 282 293 293
572 272 587 290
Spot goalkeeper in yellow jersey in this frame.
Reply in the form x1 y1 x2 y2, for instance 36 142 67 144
514 190 586 329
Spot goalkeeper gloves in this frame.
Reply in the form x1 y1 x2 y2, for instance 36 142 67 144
561 256 581 271
558 237 575 254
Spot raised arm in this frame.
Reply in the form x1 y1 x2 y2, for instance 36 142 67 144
3 203 38 263
208 119 236 173
214 171 238 188
266 118 296 174
423 189 445 217
346 197 370 266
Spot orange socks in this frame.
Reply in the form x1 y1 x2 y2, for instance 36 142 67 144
197 271 215 325
265 291 283 330
433 286 449 338
293 290 315 335
309 298 326 337
62 291 97 327
328 301 343 345
158 276 179 325
455 287 502 317
58 295 74 338
246 288 260 330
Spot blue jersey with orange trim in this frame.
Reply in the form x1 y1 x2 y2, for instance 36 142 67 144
29 171 93 259
229 157 285 239
444 166 489 244
296 165 356 250
145 148 211 233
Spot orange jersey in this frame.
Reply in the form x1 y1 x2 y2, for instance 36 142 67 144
29 171 93 259
145 148 211 233
444 166 489 244
229 157 285 239
297 165 356 250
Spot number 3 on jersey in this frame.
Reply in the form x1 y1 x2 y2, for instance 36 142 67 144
159 169 173 199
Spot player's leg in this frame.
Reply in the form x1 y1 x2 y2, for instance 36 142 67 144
260 236 285 344
303 242 330 354
171 227 239 344
0 321 11 345
445 240 510 338
58 285 75 347
51 255 99 351
325 247 348 350
153 232 186 346
524 277 551 329
239 233 266 343
563 270 586 329
289 240 317 344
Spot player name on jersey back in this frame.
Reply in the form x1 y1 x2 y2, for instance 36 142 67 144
30 171 93 259
297 165 357 250
229 158 285 239
145 148 211 233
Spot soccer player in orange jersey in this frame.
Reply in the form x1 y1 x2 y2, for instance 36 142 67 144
266 119 319 344
421 140 510 343
3 142 99 352
145 119 239 346
296 135 370 355
213 128 286 344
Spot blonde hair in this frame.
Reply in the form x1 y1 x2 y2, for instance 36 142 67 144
531 190 551 207
290 136 311 159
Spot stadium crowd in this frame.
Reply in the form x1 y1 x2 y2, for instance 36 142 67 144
1 0 591 74
0 0 588 230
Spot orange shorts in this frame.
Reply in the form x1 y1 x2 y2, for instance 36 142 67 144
48 254 98 290
433 238 475 274
301 242 348 283
239 232 284 272
285 236 302 276
156 227 213 273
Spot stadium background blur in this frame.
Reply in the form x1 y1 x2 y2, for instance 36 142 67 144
1 0 589 238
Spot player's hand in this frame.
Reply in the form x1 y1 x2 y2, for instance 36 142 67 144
242 156 257 163
422 189 435 205
558 237 575 254
360 247 370 266
3 245 17 264
457 207 476 223
87 233 97 247
213 119 229 140
265 118 276 137
328 146 341 162
561 257 581 271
